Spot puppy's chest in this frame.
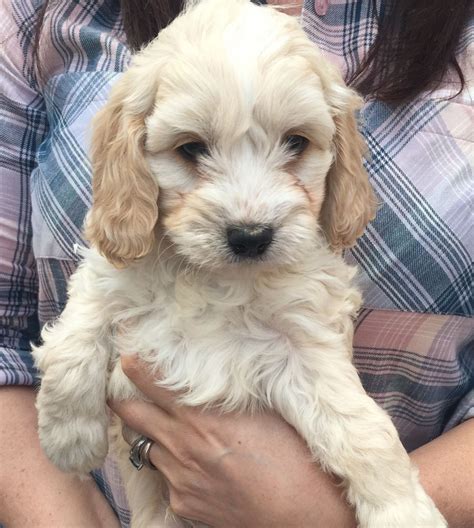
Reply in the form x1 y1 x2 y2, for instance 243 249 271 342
113 264 357 407
124 282 299 361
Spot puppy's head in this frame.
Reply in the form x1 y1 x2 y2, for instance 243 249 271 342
86 0 376 269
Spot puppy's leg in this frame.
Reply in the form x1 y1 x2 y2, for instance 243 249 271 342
275 361 446 528
112 423 172 528
33 261 113 475
108 365 189 528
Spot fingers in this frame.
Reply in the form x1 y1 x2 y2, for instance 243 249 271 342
120 355 182 415
110 398 202 506
110 398 185 480
109 397 175 447
147 440 180 484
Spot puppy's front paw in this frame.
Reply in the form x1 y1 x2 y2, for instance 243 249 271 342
358 494 446 528
38 412 109 475
412 483 447 528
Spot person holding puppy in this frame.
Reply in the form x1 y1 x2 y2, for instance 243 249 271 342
1 0 472 527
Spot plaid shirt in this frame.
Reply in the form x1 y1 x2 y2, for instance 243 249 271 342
1 0 473 525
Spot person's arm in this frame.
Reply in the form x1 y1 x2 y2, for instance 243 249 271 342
411 419 474 527
111 355 473 528
0 4 120 525
0 387 120 528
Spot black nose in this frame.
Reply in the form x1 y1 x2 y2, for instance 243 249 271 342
227 225 274 258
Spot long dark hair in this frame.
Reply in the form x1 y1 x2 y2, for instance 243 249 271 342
348 0 469 102
34 0 468 103
120 0 185 51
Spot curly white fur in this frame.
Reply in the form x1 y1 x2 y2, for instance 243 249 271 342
33 1 446 527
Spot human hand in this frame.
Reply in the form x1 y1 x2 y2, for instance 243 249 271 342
109 356 356 528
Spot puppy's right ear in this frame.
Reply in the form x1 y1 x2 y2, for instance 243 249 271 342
85 56 160 268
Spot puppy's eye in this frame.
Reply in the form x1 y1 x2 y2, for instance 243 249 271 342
285 135 309 155
178 142 210 162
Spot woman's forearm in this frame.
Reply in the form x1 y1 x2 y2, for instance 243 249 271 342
411 419 474 528
0 386 120 528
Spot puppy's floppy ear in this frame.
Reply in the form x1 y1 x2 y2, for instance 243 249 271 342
85 55 160 268
319 73 377 251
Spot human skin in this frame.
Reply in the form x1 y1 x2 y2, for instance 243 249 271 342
270 0 303 16
110 355 474 528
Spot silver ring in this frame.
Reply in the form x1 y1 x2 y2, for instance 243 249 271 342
129 435 157 471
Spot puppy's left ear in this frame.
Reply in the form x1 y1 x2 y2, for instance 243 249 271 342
319 76 377 251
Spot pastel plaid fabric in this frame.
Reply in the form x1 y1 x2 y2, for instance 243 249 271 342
1 0 472 525
303 0 473 315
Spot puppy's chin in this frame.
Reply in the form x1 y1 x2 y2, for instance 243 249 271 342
173 254 295 278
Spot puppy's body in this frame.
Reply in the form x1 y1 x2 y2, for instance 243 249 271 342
35 243 444 528
33 1 446 527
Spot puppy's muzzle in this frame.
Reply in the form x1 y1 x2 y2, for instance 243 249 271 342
227 225 274 258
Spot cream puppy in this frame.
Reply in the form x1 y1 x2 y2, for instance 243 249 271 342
33 1 446 527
